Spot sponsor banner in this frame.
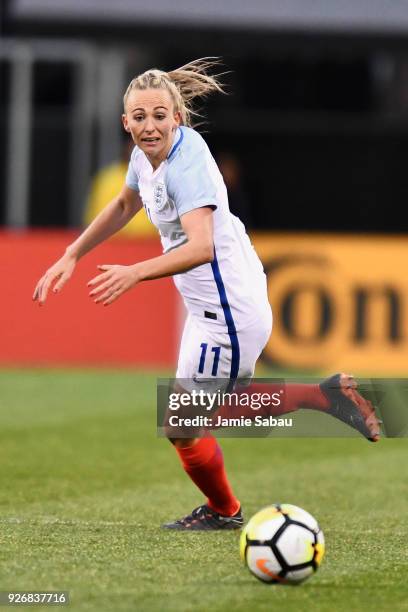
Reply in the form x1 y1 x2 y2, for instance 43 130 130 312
252 233 408 374
0 231 179 367
2 230 407 373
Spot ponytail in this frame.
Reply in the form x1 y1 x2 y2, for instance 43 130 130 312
123 57 226 127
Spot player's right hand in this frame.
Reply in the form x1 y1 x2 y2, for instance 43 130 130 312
32 253 77 305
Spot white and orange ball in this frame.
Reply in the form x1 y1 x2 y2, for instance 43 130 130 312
240 504 325 585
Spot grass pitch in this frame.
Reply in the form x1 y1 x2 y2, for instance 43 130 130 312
0 369 407 612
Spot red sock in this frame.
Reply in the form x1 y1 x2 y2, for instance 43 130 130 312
216 383 329 420
247 383 329 416
175 435 240 517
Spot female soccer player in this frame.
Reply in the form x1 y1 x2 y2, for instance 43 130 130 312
33 59 380 530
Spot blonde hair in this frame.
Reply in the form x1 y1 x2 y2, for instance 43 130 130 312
123 57 226 127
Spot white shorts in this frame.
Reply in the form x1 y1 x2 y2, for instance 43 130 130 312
176 309 272 390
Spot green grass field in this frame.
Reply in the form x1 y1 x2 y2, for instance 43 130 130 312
0 369 407 612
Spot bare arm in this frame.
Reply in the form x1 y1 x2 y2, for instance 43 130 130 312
33 185 142 304
133 205 214 279
88 206 214 305
66 185 142 260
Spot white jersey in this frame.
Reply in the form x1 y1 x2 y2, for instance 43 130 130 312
126 126 271 341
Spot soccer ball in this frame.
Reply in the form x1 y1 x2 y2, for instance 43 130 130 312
240 503 325 585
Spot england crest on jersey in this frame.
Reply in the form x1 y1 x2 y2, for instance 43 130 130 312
154 183 167 211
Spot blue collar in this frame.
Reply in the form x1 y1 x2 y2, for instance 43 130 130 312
167 127 184 160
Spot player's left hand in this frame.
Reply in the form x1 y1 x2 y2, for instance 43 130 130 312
88 264 141 305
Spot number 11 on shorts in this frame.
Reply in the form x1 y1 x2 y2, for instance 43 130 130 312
198 343 221 376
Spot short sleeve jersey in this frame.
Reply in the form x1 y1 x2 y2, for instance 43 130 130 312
126 126 270 332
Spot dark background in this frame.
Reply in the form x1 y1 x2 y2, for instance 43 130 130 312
2 4 408 232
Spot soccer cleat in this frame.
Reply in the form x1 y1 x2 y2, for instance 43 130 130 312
320 373 381 442
162 504 244 530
